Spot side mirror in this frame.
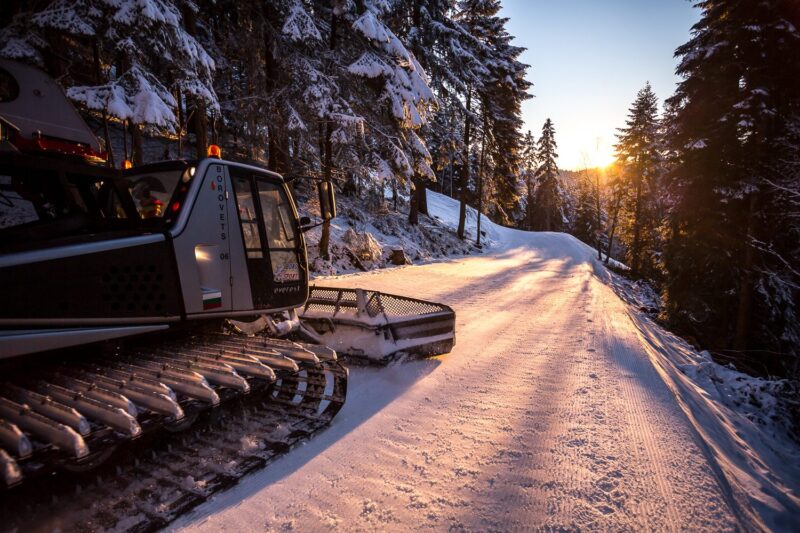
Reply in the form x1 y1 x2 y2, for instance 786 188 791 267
317 180 337 221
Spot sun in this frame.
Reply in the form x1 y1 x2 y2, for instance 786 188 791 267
580 136 617 169
596 150 616 169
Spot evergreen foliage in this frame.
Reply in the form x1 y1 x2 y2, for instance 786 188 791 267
530 118 564 231
1 0 217 131
0 0 530 235
613 82 664 278
517 129 536 226
664 0 800 377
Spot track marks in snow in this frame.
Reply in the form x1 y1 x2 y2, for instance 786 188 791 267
174 234 740 532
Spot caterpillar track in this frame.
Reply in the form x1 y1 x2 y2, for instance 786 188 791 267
0 331 347 532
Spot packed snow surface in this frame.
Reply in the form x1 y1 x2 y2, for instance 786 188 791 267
172 191 798 532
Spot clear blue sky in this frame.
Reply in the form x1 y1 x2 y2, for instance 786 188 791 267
500 0 700 170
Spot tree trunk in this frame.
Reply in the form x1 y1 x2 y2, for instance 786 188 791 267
319 121 333 261
457 87 472 240
734 193 758 351
408 0 426 225
192 102 208 158
318 122 325 176
122 120 129 162
319 12 337 262
183 6 207 159
630 174 644 274
594 170 603 260
605 194 622 264
476 105 487 246
92 40 114 168
449 154 455 197
418 181 428 215
544 201 551 232
264 3 279 170
266 136 279 170
176 90 183 157
527 190 535 230
408 179 419 225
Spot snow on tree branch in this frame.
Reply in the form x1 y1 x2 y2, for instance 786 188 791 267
282 1 322 43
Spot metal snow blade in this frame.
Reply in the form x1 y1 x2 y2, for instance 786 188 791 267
298 286 456 363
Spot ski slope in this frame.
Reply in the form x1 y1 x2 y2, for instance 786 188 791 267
172 192 798 532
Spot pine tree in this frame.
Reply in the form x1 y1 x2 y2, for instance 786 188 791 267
664 0 800 377
508 129 533 225
396 0 458 221
530 119 563 231
614 82 662 277
450 0 530 236
476 4 530 227
454 0 490 239
343 0 436 198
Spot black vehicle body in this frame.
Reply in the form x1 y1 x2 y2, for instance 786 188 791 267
0 154 320 358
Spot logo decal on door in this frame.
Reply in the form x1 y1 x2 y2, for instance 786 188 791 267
274 263 300 283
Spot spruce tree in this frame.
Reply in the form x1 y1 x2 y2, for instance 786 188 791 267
603 166 626 265
530 118 563 231
451 0 529 235
344 1 436 195
614 82 663 277
477 4 530 226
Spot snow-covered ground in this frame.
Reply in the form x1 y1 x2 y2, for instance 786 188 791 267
299 190 483 275
172 191 799 532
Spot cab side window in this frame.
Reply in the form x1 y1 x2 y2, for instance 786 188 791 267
256 181 297 248
255 180 300 284
233 176 263 258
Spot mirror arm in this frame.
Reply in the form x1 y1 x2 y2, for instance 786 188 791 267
299 219 330 233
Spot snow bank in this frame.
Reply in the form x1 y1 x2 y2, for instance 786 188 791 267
571 238 800 529
302 190 486 276
623 295 800 530
425 189 507 248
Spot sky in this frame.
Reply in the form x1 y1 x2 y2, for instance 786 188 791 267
500 0 701 170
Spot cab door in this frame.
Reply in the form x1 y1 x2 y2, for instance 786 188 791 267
230 170 307 311
172 162 234 315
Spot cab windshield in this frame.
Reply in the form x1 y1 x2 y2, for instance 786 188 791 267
125 169 187 219
0 155 193 249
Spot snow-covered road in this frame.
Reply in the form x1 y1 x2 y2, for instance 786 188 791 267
172 208 751 531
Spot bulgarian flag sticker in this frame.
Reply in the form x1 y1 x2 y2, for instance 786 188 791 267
202 288 222 310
